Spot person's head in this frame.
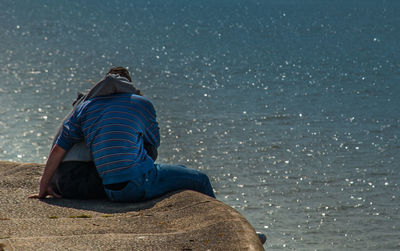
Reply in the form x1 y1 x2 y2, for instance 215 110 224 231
106 66 142 96
107 67 132 82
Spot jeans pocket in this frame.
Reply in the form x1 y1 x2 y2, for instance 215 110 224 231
105 180 145 202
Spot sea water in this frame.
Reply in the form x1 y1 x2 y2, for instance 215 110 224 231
0 0 399 249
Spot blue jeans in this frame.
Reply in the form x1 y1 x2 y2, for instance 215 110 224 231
104 164 215 202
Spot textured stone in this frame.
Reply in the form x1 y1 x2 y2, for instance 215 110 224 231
0 161 264 250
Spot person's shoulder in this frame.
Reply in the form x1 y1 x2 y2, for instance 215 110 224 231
129 94 156 113
75 99 92 112
130 94 153 106
92 93 154 108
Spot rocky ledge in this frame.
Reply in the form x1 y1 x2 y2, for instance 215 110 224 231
0 161 264 250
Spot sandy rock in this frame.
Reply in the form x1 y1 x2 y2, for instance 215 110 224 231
0 161 264 250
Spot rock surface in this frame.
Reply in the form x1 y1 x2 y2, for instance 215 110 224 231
0 161 264 250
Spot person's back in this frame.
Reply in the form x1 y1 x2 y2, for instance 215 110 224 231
57 93 160 186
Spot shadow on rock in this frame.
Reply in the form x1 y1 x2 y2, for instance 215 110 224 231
41 192 176 214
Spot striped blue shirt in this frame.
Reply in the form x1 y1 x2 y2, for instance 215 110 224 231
56 93 160 185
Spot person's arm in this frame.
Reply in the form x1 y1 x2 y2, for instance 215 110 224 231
143 99 160 149
30 101 84 199
29 145 66 199
143 107 160 160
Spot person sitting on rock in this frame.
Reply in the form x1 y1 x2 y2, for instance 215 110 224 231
29 67 215 201
47 67 157 199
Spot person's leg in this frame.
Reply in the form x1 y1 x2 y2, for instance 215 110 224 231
51 161 106 199
103 179 145 202
144 164 215 199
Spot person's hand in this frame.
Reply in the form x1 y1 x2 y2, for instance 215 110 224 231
29 145 66 200
28 186 62 199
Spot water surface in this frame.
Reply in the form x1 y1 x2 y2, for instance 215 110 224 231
1 0 399 249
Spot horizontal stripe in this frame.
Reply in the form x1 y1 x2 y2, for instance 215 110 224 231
87 94 155 121
92 145 138 155
95 152 138 161
82 103 154 124
82 112 145 134
83 115 142 133
87 125 139 141
96 159 138 170
92 138 136 148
